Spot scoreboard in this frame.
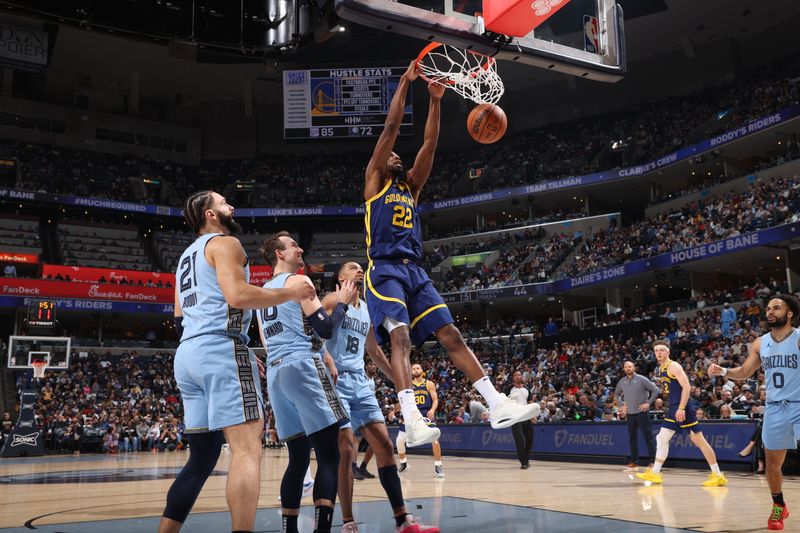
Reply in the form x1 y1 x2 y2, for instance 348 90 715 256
27 299 56 328
283 67 413 139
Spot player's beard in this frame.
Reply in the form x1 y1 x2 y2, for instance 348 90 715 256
767 315 788 329
216 210 242 235
389 164 404 181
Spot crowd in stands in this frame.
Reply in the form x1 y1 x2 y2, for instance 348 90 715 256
5 350 185 454
371 294 775 430
432 175 800 293
6 53 800 210
2 289 784 458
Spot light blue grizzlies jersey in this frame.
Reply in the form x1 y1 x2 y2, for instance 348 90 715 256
177 233 251 342
760 328 800 402
258 272 324 364
325 299 371 372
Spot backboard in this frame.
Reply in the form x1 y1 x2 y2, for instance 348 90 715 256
335 0 625 82
7 336 71 371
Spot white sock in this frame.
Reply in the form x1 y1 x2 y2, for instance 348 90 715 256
399 389 417 421
710 463 721 476
651 461 663 474
434 460 442 466
400 458 407 464
304 466 314 484
473 376 502 410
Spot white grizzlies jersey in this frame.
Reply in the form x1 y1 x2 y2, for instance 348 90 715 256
177 233 251 342
258 272 324 363
325 299 371 372
760 328 800 402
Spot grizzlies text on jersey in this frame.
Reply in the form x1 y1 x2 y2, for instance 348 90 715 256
759 329 800 403
325 299 371 372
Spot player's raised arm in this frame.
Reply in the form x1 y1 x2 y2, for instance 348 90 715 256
365 61 417 201
709 337 763 381
288 275 356 339
408 81 445 203
210 236 314 309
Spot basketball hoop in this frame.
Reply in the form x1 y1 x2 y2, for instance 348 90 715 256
31 360 47 379
416 42 505 105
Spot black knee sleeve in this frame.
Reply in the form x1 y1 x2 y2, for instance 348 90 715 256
281 436 311 509
163 431 225 523
309 423 340 503
378 464 405 511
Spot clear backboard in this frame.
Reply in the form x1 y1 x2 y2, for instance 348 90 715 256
7 336 71 371
336 0 625 82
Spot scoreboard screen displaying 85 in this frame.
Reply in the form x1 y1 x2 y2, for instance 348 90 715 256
283 67 413 139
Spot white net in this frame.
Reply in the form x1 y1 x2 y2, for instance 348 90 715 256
31 361 47 379
416 43 505 105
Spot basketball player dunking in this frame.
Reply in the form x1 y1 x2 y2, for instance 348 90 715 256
396 364 445 477
710 295 800 531
322 262 438 533
160 192 313 533
364 60 539 448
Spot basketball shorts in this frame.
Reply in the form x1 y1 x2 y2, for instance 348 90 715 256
662 402 700 433
174 334 263 433
336 370 385 432
365 259 454 346
763 401 800 450
267 352 349 441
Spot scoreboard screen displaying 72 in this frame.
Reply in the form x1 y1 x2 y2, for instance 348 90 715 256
283 67 413 139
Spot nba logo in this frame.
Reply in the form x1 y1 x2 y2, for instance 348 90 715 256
584 15 599 54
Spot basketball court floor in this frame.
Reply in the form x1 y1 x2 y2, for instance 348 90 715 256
0 450 795 532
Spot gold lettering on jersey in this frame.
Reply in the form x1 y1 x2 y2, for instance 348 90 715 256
384 193 414 207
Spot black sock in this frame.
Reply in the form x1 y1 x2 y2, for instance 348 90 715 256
314 505 334 533
772 492 786 506
343 518 354 524
282 514 299 533
395 513 409 527
352 462 358 469
232 531 253 533
360 461 368 470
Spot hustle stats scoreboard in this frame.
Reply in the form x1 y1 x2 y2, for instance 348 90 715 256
283 67 413 139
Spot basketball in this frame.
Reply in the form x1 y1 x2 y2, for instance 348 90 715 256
467 103 507 144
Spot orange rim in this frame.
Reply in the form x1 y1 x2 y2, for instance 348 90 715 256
415 42 495 85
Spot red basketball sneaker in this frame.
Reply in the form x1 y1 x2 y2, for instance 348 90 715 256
768 503 789 530
395 515 440 533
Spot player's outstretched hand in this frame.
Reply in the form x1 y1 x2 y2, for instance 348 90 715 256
335 279 358 305
288 279 316 302
428 81 445 99
708 364 725 377
403 60 420 82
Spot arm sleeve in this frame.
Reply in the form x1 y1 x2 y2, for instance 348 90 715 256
306 303 348 340
173 316 184 338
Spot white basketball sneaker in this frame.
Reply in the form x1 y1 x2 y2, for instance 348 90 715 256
342 521 360 533
405 411 440 447
489 395 541 429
